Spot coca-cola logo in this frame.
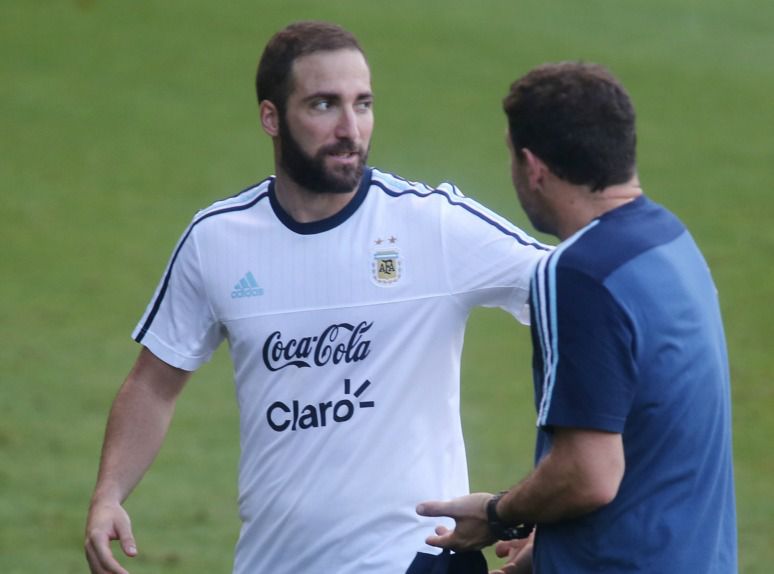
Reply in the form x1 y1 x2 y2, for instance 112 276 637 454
262 321 373 371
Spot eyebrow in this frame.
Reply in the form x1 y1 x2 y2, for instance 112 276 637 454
301 91 373 104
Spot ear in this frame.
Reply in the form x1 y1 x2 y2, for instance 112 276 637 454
260 100 280 137
522 148 548 191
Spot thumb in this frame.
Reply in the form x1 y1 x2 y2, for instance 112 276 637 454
115 518 138 557
416 500 452 518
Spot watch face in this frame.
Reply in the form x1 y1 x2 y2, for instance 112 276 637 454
505 523 535 540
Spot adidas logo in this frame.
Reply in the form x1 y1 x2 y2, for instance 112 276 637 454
231 271 264 299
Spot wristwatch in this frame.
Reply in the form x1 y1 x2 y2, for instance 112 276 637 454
486 491 534 540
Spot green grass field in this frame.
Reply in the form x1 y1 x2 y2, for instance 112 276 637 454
2 0 772 571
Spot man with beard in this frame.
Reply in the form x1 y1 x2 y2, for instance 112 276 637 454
84 21 549 574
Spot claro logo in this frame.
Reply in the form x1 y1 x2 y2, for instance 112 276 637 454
267 379 374 432
262 321 373 371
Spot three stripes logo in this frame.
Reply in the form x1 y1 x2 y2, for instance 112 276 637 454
231 271 264 299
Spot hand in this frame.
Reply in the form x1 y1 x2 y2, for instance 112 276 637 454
416 492 496 552
489 534 534 574
84 500 137 574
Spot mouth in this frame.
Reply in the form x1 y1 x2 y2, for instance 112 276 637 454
327 149 360 165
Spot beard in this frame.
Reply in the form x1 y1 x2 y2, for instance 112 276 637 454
278 118 369 194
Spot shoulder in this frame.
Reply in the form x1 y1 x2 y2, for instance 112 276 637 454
192 177 274 225
369 168 461 199
369 168 550 250
368 167 479 224
551 196 685 282
164 178 274 253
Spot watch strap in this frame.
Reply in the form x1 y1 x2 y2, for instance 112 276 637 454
486 491 535 540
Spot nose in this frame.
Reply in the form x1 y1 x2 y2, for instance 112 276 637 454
334 106 359 141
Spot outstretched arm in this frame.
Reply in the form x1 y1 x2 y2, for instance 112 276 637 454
85 347 191 574
417 427 624 554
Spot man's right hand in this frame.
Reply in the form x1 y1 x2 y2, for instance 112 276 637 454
84 501 137 574
489 536 533 574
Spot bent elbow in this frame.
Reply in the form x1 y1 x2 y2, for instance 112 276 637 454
591 480 620 508
572 480 619 514
576 459 624 511
586 462 624 509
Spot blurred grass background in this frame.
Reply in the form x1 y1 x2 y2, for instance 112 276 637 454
1 0 772 571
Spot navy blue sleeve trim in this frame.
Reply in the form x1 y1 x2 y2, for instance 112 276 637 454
134 185 271 343
371 179 551 251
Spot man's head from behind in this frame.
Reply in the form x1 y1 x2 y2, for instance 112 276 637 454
503 62 637 193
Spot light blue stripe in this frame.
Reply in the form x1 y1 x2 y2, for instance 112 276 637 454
535 253 555 425
537 220 599 427
533 258 552 424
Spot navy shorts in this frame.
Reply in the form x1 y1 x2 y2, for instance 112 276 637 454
405 549 487 574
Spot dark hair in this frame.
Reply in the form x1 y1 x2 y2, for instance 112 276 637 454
503 62 636 191
256 21 365 114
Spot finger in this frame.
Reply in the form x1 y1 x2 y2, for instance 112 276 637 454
425 532 455 549
489 561 518 574
85 542 104 573
425 525 460 549
115 518 138 557
494 539 525 558
87 531 129 574
416 500 452 518
494 540 512 558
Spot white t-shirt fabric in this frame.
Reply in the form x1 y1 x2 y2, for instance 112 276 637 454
133 168 549 573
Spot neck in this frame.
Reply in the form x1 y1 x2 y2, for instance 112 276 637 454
555 177 643 240
273 169 359 224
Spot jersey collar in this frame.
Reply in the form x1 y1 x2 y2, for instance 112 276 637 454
269 168 372 235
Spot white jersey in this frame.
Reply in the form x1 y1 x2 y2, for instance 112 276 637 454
133 168 549 573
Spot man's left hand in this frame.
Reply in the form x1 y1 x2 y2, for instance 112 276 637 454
416 493 496 552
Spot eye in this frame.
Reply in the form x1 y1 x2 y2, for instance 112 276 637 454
355 99 373 112
313 100 330 111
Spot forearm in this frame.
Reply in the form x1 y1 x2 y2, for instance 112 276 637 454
499 455 599 524
91 384 172 503
90 350 189 505
417 428 623 553
85 350 189 572
499 428 624 525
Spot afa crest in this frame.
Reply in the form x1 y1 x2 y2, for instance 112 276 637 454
372 250 401 285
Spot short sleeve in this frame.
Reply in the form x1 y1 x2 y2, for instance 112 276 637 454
534 266 636 432
439 183 550 324
132 222 224 371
